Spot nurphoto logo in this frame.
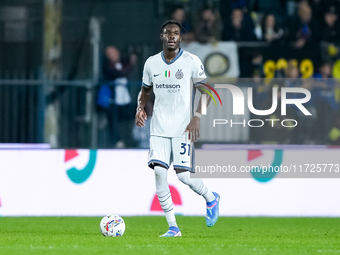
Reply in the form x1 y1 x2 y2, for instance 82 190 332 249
200 84 312 128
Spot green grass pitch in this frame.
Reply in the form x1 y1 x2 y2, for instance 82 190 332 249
0 216 339 255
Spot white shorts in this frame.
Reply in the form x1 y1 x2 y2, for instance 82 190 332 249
148 135 195 172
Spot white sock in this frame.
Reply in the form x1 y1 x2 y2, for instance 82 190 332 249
154 166 178 228
176 171 215 202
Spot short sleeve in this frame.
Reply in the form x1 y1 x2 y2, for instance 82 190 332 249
191 56 207 86
142 59 152 88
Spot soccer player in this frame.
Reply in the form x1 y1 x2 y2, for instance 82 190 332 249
135 20 220 237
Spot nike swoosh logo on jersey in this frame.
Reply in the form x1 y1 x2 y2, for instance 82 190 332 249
154 74 161 77
181 161 189 163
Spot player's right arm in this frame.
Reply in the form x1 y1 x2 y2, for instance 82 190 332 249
135 86 151 127
135 59 152 127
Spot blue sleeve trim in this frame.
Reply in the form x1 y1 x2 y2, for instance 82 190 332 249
143 82 152 88
194 78 208 86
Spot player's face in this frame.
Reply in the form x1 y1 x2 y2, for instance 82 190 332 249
161 24 182 51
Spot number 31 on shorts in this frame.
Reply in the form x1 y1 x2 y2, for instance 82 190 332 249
180 143 190 156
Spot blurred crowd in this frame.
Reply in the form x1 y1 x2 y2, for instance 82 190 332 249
171 0 340 46
169 0 340 145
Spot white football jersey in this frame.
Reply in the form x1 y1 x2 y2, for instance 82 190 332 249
142 48 207 138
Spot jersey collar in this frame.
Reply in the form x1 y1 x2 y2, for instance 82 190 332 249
161 48 183 65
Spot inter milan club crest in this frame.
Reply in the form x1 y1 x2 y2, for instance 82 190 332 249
175 69 184 79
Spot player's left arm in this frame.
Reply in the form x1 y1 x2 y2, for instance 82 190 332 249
185 83 212 142
185 57 211 142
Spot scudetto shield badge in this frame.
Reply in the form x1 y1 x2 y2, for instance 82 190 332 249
175 69 184 79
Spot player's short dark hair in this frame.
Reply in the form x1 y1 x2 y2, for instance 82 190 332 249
159 20 184 35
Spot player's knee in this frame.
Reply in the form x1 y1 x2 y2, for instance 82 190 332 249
176 172 191 186
154 167 169 194
155 171 165 181
154 166 167 178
